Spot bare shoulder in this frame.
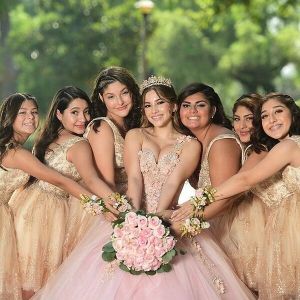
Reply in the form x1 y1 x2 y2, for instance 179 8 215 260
89 120 114 138
273 138 299 153
186 136 202 151
125 128 142 140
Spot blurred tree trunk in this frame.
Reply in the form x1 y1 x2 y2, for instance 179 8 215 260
0 8 17 99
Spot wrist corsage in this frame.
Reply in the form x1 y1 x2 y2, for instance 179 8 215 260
80 192 132 216
180 186 216 237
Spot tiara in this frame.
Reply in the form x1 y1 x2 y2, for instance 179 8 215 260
140 75 172 94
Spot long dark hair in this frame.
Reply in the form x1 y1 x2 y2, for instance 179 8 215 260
90 66 141 131
34 86 91 164
0 93 37 164
232 93 262 147
177 82 232 133
251 92 300 153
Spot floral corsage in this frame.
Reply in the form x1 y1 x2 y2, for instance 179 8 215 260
180 186 216 237
80 192 132 216
102 210 178 275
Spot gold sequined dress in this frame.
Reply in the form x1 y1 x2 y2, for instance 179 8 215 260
0 161 29 300
256 135 300 299
33 134 254 300
63 117 128 258
9 136 84 292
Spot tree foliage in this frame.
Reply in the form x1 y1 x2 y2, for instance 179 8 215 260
1 0 300 111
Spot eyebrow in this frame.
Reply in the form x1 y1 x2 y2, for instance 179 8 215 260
261 105 285 114
104 87 128 95
234 113 253 117
182 99 207 103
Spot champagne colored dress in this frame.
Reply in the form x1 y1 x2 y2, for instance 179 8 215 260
33 134 255 300
63 117 128 258
257 135 300 299
0 155 29 300
10 136 84 292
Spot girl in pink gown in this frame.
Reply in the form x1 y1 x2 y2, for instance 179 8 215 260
34 77 255 300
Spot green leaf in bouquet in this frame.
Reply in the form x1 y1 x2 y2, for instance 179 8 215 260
162 249 176 264
136 210 146 216
145 270 156 276
119 262 130 273
102 241 115 253
102 251 116 262
161 263 172 272
130 269 143 275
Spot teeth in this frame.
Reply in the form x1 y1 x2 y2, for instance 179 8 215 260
188 117 199 120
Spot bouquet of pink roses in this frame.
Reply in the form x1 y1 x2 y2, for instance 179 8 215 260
102 210 178 275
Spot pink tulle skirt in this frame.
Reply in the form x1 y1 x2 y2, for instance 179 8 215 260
34 216 255 300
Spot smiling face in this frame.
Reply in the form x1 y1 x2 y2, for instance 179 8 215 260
179 92 215 131
261 98 292 141
101 81 133 124
56 98 90 135
13 100 39 142
143 89 175 128
233 105 254 143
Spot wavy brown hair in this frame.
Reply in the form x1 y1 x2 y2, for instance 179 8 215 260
0 93 37 165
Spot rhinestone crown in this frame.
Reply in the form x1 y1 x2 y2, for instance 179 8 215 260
140 75 172 94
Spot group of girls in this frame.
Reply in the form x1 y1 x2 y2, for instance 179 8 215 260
0 66 299 300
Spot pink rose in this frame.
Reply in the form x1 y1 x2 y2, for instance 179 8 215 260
164 236 176 251
112 238 123 252
137 215 148 228
113 226 124 238
125 212 138 227
148 216 162 229
153 224 166 238
138 235 148 247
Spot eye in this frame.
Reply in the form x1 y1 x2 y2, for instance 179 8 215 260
71 110 79 115
18 111 26 115
261 114 268 120
144 104 151 108
275 109 283 114
233 117 240 122
246 116 253 122
196 103 206 108
157 100 166 105
122 90 129 95
181 103 190 108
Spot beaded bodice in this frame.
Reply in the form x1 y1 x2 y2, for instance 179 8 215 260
37 136 84 196
0 166 29 205
85 117 127 193
282 136 300 194
198 134 242 188
139 135 192 213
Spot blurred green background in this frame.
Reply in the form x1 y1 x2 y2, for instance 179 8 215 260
1 0 300 115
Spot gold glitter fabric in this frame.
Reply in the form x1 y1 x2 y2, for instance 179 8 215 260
9 136 84 292
63 117 128 258
0 164 29 300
